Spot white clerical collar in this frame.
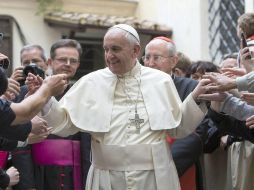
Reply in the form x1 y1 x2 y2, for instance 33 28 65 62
118 61 141 78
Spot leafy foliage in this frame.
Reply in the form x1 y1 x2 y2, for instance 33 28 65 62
36 0 63 14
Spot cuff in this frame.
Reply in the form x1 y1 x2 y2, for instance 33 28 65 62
40 97 55 116
236 75 249 91
17 138 28 147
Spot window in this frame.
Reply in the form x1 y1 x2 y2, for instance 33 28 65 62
208 0 244 63
72 38 105 81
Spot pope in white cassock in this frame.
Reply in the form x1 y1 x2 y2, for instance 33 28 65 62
40 24 207 190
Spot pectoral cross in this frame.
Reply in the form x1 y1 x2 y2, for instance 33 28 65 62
129 113 144 133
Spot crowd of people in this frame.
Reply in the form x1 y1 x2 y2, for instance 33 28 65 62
0 12 253 190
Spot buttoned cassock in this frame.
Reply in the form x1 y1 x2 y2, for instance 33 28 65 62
42 63 206 190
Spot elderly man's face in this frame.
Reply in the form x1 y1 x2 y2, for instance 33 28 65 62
21 48 47 71
103 29 139 75
144 39 176 74
220 58 237 69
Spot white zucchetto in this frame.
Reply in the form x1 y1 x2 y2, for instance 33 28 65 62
110 24 140 43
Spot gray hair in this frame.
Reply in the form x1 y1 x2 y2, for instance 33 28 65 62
20 44 47 62
167 42 177 56
50 39 82 59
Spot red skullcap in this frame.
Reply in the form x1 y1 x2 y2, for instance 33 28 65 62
153 36 175 45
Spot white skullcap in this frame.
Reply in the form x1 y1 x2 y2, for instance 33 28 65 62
111 24 140 43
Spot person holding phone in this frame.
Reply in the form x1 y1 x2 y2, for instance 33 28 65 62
237 13 254 66
200 13 254 190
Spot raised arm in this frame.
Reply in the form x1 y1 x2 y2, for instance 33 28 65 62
10 74 67 125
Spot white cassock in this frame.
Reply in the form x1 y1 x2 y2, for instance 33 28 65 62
41 62 206 190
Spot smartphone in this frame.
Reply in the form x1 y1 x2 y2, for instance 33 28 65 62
240 32 251 59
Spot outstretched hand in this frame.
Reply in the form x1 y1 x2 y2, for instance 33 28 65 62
202 72 236 92
192 78 228 102
30 116 48 135
198 92 228 102
240 92 254 106
28 127 53 144
221 67 246 78
6 166 20 187
1 78 20 100
25 73 68 97
246 115 254 128
192 79 211 100
25 73 43 97
42 74 68 97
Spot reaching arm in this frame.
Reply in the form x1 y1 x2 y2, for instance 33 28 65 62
10 74 67 125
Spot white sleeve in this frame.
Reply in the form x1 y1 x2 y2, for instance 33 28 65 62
169 93 206 138
40 97 80 137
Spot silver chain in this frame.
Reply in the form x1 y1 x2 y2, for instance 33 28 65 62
118 68 142 114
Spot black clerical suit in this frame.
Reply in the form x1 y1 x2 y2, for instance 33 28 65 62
171 76 203 176
33 85 91 190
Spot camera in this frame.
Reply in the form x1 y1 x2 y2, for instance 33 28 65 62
0 67 8 95
18 63 45 86
0 58 9 69
23 63 45 78
0 33 10 70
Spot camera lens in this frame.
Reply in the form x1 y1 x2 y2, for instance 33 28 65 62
23 63 45 79
0 58 9 69
23 65 36 76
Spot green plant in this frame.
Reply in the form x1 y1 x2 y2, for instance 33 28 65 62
36 0 63 14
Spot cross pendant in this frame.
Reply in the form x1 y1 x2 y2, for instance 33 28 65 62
129 113 144 134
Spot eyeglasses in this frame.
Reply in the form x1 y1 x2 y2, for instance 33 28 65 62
0 58 9 69
142 55 172 63
54 57 79 65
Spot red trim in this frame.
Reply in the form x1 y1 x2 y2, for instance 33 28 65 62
248 35 254 41
166 135 196 190
153 36 175 44
0 151 8 168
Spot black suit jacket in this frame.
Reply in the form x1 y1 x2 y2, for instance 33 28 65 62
173 75 198 101
171 76 203 177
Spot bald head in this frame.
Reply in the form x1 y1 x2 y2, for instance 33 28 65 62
147 38 176 56
144 38 178 74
